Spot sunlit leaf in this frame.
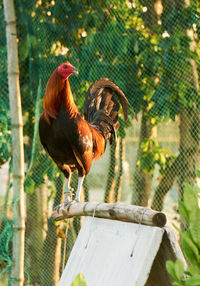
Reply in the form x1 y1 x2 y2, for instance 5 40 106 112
71 272 87 286
181 234 199 264
185 275 200 285
166 261 178 281
174 259 184 281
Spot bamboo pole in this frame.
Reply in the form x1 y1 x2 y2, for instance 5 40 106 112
52 202 167 227
3 1 25 285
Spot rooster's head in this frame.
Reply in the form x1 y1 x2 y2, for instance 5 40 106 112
57 62 78 79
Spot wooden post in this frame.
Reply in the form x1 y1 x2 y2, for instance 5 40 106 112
52 202 167 227
3 1 25 285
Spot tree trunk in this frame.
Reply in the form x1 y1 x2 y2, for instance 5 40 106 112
151 154 181 210
132 111 153 206
178 110 199 200
3 1 25 285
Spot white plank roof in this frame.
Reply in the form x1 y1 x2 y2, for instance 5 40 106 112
59 216 170 286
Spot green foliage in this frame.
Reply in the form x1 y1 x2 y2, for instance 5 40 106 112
166 180 200 285
71 272 87 286
0 217 13 279
150 5 200 121
166 259 185 283
137 138 176 174
118 117 132 139
0 109 11 167
24 153 59 194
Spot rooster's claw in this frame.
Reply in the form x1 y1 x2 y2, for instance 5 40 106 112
54 204 63 213
64 199 79 211
53 200 79 213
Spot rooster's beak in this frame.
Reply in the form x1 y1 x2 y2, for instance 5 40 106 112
72 67 79 74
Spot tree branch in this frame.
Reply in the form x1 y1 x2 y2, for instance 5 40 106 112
52 202 167 227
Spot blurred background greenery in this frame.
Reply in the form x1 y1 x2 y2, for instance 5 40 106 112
0 0 200 285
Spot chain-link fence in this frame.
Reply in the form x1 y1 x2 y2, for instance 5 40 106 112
0 0 200 285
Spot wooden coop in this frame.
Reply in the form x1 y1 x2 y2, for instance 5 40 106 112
52 203 186 286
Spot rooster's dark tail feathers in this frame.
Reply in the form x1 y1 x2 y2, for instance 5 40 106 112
84 78 129 144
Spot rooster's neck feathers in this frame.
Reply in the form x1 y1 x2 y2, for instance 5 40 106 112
64 79 79 118
43 70 78 124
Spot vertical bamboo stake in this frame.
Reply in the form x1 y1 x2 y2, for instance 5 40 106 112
104 143 117 203
114 138 125 202
3 1 25 285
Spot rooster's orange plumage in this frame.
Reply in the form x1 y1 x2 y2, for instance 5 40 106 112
39 62 134 207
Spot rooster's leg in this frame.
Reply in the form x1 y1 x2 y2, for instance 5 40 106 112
63 174 73 204
74 176 85 202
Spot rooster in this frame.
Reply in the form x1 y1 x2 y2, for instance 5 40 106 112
39 62 135 208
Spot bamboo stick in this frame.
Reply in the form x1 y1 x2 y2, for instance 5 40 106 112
52 202 167 227
3 1 25 285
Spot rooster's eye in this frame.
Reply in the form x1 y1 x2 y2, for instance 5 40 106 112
63 65 68 69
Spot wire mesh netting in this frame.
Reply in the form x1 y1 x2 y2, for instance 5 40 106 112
0 0 200 285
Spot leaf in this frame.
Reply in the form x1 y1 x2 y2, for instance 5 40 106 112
24 176 35 194
183 183 198 212
190 208 200 248
174 259 184 280
134 40 139 53
166 261 178 281
47 165 58 181
178 201 189 222
21 37 29 60
160 153 166 165
187 264 200 276
182 183 200 247
195 170 200 178
154 153 159 161
71 273 87 286
30 35 38 48
181 233 200 264
185 275 200 285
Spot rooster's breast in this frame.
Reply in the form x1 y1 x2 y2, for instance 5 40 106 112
39 110 93 170
39 113 78 165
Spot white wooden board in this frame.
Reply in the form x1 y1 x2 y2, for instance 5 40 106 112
59 217 165 286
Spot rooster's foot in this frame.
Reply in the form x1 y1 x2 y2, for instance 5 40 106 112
54 204 64 213
64 199 79 211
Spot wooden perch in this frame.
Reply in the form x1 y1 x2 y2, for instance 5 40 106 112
51 202 167 227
